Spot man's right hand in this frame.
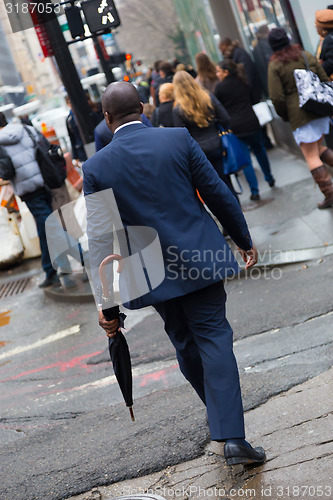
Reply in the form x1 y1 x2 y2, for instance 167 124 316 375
237 246 258 269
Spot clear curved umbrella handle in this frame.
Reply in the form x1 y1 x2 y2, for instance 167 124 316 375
99 253 124 297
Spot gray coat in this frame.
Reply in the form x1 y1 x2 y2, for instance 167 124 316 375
0 124 44 197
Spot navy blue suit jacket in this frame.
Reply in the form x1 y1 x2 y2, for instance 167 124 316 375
94 114 152 151
83 123 252 309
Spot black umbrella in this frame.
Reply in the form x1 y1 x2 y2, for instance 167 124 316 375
99 254 135 421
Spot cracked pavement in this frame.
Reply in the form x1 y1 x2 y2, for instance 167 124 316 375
68 368 333 500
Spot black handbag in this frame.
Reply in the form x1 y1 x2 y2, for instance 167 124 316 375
294 51 333 117
0 145 15 180
24 126 67 189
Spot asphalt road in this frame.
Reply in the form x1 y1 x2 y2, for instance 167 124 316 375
0 255 332 499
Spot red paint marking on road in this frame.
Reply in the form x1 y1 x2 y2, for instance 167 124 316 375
0 341 9 348
66 310 80 320
0 311 11 327
139 364 178 387
0 334 106 377
0 351 103 383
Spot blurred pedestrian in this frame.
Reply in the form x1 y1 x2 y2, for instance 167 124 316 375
315 8 333 79
150 60 163 107
195 52 219 93
219 37 261 103
65 95 87 165
252 24 273 97
142 103 155 122
135 78 150 103
268 27 333 209
215 59 275 201
0 112 59 287
151 83 174 127
172 70 238 200
83 81 265 467
155 61 174 107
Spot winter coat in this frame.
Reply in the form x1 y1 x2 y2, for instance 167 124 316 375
223 40 261 102
151 101 174 127
253 37 272 96
172 94 229 154
268 50 329 131
0 124 44 197
66 110 87 162
214 74 260 137
319 30 333 77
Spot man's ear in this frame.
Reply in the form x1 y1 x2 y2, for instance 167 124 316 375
139 102 144 115
104 111 112 126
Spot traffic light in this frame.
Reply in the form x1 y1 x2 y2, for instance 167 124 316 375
65 5 85 38
125 54 132 71
81 0 121 33
109 52 126 65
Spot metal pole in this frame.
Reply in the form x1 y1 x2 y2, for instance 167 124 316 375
41 14 95 144
93 36 116 85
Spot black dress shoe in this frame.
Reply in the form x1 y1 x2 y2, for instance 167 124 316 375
250 193 261 201
269 178 276 187
224 441 266 466
38 273 60 288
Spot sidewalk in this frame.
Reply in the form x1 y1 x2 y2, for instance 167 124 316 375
237 147 333 265
69 368 333 500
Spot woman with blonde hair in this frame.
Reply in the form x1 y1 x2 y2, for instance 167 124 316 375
172 70 237 199
195 52 219 93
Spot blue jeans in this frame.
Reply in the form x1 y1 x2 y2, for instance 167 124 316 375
25 190 55 278
240 130 274 193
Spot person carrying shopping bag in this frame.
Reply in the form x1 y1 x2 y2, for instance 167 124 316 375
215 59 275 201
268 27 333 209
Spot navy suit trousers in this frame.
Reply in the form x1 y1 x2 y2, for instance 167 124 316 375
154 280 245 441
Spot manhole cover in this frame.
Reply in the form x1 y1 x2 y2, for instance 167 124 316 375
0 277 31 299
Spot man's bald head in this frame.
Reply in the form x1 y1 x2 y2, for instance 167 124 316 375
102 82 143 132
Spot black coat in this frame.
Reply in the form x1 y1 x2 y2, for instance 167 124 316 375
214 75 260 137
172 94 229 154
151 101 174 127
253 37 272 96
320 31 333 77
225 44 262 102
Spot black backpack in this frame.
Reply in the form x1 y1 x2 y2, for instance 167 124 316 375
0 145 15 180
24 126 67 189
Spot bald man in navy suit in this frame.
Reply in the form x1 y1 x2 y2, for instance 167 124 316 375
83 82 266 467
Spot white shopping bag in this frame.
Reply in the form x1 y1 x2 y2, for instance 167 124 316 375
252 101 273 126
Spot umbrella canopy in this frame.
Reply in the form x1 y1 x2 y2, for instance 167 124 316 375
99 254 135 421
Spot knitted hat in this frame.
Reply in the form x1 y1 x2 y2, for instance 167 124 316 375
268 27 290 52
315 9 333 32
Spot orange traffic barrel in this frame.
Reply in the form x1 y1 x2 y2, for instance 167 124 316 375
41 122 60 145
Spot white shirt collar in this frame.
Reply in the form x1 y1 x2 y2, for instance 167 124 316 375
114 121 142 134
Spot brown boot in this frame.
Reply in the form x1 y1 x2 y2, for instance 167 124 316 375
311 165 333 209
320 148 333 168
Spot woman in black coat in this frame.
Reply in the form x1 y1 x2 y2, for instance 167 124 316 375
215 59 275 201
172 70 238 200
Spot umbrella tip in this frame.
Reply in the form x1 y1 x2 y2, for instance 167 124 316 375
129 406 135 421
